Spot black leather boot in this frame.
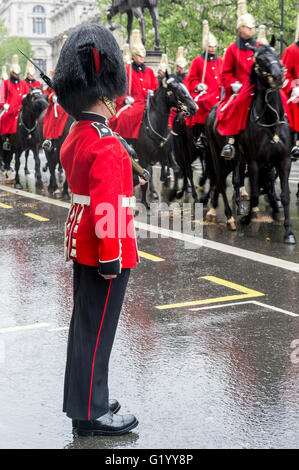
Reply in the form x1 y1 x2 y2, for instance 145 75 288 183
72 398 121 429
291 133 299 161
76 410 138 436
221 137 236 160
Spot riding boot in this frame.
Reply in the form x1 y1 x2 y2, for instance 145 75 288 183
290 132 299 161
221 136 237 160
2 135 11 152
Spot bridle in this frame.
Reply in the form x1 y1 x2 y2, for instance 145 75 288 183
252 55 287 128
145 78 193 148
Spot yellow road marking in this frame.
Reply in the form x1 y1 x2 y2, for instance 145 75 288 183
24 213 49 222
0 202 12 209
138 250 164 262
156 276 264 310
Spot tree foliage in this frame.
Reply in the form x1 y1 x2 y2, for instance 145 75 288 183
0 36 33 76
97 0 299 69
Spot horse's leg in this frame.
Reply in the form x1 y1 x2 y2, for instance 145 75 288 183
149 165 159 200
206 188 219 223
241 160 259 226
232 161 245 215
61 177 70 200
126 10 133 45
278 159 296 244
47 150 58 194
24 149 30 175
14 151 22 189
149 6 160 50
132 7 146 44
265 171 280 222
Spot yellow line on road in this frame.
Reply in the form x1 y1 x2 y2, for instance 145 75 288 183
138 250 165 262
24 213 49 222
156 276 264 310
0 202 12 209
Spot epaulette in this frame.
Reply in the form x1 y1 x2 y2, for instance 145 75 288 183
92 122 114 138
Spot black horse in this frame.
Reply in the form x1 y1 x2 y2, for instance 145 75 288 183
206 41 296 244
107 0 160 50
3 87 48 189
37 110 73 200
126 73 197 210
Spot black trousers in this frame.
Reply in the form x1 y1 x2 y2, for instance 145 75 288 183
63 261 130 421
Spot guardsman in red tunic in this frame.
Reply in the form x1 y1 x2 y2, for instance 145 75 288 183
216 0 257 159
110 29 158 139
187 20 223 149
281 13 299 159
23 60 42 93
1 55 28 138
52 24 139 437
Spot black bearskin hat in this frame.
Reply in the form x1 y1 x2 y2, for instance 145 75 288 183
52 24 127 118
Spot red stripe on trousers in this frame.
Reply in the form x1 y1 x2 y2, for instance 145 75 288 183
88 278 112 420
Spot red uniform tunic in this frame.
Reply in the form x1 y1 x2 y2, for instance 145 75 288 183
0 77 28 134
23 78 42 94
43 91 69 139
216 39 257 136
110 63 159 139
282 43 299 132
188 54 223 125
60 115 139 272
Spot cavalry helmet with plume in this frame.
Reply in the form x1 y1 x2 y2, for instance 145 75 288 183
237 0 255 29
52 24 127 119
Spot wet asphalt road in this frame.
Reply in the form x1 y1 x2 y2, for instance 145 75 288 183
0 153 298 449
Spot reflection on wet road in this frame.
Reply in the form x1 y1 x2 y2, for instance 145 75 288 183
0 154 298 449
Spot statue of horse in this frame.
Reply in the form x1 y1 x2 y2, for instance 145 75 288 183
205 40 296 244
126 73 197 211
107 0 160 50
1 87 48 189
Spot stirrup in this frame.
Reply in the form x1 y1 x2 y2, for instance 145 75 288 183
221 144 235 160
194 135 205 150
42 139 52 151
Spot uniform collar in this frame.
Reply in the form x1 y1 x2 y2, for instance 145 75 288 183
201 53 217 62
10 75 20 84
236 36 256 51
131 61 146 73
296 41 299 48
25 78 36 84
78 112 109 127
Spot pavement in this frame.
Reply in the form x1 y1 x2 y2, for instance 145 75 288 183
0 153 298 449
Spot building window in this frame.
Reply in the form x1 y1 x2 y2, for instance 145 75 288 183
33 5 45 13
17 18 24 34
34 58 46 72
33 18 46 34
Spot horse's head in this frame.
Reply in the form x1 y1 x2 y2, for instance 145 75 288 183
22 87 49 118
161 73 198 117
251 42 285 90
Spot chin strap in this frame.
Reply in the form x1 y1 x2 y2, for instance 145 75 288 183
103 97 116 117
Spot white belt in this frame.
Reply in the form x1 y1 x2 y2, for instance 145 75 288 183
71 194 136 208
71 193 90 206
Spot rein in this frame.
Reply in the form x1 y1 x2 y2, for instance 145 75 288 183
19 110 37 134
145 91 172 148
252 88 287 128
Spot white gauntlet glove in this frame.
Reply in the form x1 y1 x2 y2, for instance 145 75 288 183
195 83 208 93
3 103 9 111
124 96 134 105
52 94 58 104
231 81 242 94
291 86 299 100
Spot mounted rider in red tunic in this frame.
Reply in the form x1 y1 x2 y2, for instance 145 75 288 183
110 29 159 139
0 54 28 139
281 13 299 160
187 20 223 149
216 0 258 159
23 60 42 94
